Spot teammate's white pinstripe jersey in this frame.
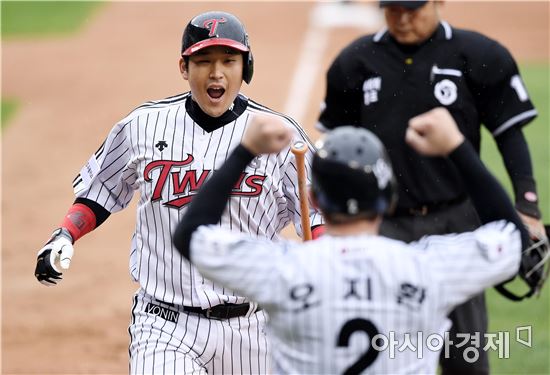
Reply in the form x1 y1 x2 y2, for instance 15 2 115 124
72 92 323 309
190 220 521 374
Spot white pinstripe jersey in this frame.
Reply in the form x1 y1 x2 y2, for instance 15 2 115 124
190 220 521 374
73 92 323 308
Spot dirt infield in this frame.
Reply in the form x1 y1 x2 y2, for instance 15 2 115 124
2 2 548 374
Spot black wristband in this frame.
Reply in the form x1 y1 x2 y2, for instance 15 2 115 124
74 197 111 227
513 176 541 219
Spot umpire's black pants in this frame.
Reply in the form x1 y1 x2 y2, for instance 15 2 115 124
380 198 489 375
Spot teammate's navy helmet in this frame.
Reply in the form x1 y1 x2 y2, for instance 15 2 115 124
312 127 397 216
181 11 254 84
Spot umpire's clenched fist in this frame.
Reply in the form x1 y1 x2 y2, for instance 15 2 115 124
35 228 74 286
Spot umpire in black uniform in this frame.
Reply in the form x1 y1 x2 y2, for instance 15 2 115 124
317 1 545 374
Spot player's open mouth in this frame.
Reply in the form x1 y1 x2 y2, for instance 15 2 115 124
207 87 225 100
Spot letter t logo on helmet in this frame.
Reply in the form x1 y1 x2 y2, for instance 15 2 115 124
203 17 227 37
181 11 254 84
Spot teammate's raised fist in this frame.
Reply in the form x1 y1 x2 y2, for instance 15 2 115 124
406 107 465 157
242 114 292 155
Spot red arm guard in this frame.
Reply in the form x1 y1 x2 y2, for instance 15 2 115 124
311 225 325 240
60 203 97 242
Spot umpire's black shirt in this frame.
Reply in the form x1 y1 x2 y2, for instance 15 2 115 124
318 21 537 210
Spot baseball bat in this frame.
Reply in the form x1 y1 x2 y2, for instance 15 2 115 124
291 141 312 241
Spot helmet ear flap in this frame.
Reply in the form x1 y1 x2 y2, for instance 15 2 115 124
243 50 254 84
242 31 253 84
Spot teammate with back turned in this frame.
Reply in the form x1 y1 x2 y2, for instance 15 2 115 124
173 107 549 374
33 10 322 374
317 1 546 373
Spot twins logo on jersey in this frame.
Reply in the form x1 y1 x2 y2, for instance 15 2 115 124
144 154 266 209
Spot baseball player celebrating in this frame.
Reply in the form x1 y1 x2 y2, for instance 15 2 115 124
34 11 322 374
174 108 548 373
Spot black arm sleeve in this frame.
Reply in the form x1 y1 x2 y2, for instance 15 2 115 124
74 197 111 227
173 145 255 260
495 127 541 218
449 141 530 250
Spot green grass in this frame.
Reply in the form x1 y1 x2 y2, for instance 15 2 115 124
1 99 18 129
1 1 103 37
482 62 550 374
1 1 104 129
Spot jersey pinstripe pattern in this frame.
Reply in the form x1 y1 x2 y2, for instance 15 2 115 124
72 92 321 374
190 220 521 374
73 92 322 309
128 289 270 375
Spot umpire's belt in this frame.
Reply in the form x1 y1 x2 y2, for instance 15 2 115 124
393 195 467 217
183 303 262 320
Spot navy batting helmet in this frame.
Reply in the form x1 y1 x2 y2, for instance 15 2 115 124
312 127 397 216
181 11 254 84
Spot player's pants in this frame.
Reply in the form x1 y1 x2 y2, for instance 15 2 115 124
128 289 270 374
381 198 489 375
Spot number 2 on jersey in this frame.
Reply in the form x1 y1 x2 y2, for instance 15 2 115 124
337 318 381 374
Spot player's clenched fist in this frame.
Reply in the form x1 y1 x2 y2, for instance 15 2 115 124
35 228 74 286
242 114 292 155
406 107 465 156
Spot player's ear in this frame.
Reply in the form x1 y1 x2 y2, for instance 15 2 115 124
309 189 320 210
179 57 189 80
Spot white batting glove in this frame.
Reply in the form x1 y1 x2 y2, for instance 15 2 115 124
35 228 74 286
